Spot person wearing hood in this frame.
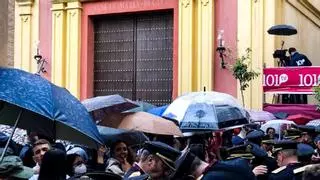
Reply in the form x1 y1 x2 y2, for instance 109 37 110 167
66 146 89 178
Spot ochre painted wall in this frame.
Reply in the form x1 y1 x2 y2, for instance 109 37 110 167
214 0 237 97
81 0 179 100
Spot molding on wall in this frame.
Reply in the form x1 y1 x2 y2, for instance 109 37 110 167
181 0 190 8
287 0 320 28
52 0 79 4
16 0 34 3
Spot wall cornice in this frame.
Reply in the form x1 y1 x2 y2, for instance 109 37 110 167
287 0 320 28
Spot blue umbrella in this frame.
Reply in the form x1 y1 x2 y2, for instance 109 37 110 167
0 67 104 160
147 105 169 117
126 101 156 112
97 126 148 146
162 91 249 132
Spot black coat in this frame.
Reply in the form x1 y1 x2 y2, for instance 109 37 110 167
268 163 304 180
289 52 312 66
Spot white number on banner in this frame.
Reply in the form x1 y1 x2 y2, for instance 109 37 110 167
298 74 320 86
263 74 288 86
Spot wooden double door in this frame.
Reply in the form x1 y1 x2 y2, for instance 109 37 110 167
93 11 173 106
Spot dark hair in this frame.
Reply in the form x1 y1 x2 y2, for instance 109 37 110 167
303 164 320 180
33 139 51 148
110 141 135 165
281 149 297 158
289 47 296 54
266 127 275 133
139 149 152 162
189 144 206 161
66 154 79 177
38 149 67 180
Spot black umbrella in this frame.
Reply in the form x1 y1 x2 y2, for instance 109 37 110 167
267 24 297 36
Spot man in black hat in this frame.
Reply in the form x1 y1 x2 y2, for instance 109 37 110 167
171 148 256 180
269 140 304 180
246 129 265 146
124 141 180 180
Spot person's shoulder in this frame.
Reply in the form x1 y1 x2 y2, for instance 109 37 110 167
271 166 287 174
28 174 39 180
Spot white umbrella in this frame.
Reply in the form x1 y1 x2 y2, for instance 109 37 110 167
162 91 248 132
261 120 296 138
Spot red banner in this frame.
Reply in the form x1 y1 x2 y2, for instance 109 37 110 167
263 67 320 94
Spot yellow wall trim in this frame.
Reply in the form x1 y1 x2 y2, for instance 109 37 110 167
14 0 39 74
196 0 213 91
51 2 67 87
178 0 214 95
65 1 82 98
178 0 194 94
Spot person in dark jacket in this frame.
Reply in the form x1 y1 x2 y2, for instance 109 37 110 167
288 48 312 67
171 149 255 180
286 47 312 104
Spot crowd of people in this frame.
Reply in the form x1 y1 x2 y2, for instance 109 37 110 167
0 122 320 180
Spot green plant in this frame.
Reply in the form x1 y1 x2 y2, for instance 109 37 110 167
313 86 320 110
230 48 259 107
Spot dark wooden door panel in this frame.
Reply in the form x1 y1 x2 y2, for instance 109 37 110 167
136 12 173 105
93 12 173 105
93 16 134 99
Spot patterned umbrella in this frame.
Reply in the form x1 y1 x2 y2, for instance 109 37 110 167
0 67 104 155
0 125 26 145
162 91 249 132
306 119 320 127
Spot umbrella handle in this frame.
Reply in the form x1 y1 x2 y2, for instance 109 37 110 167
0 109 23 163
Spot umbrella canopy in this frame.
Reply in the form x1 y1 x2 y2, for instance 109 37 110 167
267 24 297 36
162 91 249 132
97 125 149 146
286 114 313 125
82 95 138 122
246 109 276 122
0 125 26 145
127 101 156 112
261 120 296 135
100 112 183 136
306 119 320 127
147 105 169 117
0 68 103 149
